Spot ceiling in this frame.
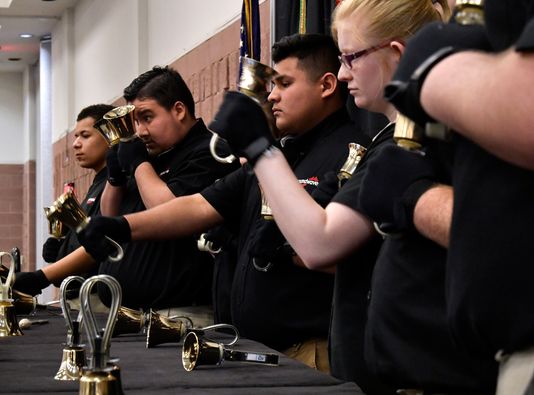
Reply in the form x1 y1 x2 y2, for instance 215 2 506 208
0 0 78 72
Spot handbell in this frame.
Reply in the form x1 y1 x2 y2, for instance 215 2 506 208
0 252 22 337
46 190 123 262
79 274 123 395
393 114 425 152
210 57 279 164
145 309 192 348
55 276 86 380
337 143 367 188
182 331 279 371
94 104 136 147
259 184 273 220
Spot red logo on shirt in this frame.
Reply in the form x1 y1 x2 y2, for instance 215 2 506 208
298 176 319 187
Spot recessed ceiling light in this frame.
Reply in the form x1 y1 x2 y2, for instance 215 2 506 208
8 57 21 61
20 33 34 39
0 0 13 8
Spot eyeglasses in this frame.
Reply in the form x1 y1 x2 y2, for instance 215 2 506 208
338 42 392 69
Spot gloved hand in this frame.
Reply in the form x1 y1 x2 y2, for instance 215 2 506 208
385 22 491 127
203 226 237 252
311 171 339 208
42 237 63 263
209 91 275 165
117 137 149 176
14 270 51 296
248 219 294 271
106 146 127 187
358 144 437 232
77 216 131 262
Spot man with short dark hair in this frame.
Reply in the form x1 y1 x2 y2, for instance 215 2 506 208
14 103 113 294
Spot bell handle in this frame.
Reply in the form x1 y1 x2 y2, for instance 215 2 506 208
104 236 124 262
80 275 122 370
59 276 85 340
209 133 236 164
193 323 240 346
0 252 15 301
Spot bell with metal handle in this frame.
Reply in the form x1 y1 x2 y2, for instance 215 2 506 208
0 251 22 337
182 331 278 372
210 57 279 163
79 274 123 395
112 306 146 337
44 206 68 239
46 190 123 262
55 276 86 381
145 309 193 348
94 104 136 147
337 143 368 189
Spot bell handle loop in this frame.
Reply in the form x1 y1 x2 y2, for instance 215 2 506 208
200 323 240 346
209 132 237 164
59 276 85 338
104 236 124 262
80 275 122 369
0 252 15 301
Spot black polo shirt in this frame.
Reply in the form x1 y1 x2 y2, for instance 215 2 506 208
201 109 370 351
334 124 496 393
447 3 534 359
57 168 107 261
99 120 238 310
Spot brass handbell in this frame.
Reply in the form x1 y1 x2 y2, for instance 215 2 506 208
112 306 146 337
182 330 279 371
46 190 123 262
337 143 368 188
79 274 124 395
55 276 86 381
145 309 193 348
453 0 484 25
94 104 136 147
44 206 67 239
210 57 279 164
0 252 22 337
259 184 273 220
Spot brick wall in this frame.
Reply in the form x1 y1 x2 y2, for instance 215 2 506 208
0 164 24 262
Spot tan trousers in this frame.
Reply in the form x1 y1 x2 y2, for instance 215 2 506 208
282 338 330 374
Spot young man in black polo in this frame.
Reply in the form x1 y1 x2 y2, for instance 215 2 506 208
14 103 113 295
78 34 370 372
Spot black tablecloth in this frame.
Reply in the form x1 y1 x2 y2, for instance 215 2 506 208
0 309 362 394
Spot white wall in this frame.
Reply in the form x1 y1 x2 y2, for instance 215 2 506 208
0 72 24 163
51 0 249 141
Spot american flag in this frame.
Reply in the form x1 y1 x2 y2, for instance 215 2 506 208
240 0 261 63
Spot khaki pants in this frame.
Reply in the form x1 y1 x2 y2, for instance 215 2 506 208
496 347 534 395
283 338 330 374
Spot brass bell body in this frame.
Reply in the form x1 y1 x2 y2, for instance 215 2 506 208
146 310 186 348
94 104 136 147
113 306 146 337
454 0 484 25
393 114 424 151
79 368 120 395
259 185 273 220
182 331 224 371
337 143 367 188
55 346 86 380
0 301 23 336
44 206 67 239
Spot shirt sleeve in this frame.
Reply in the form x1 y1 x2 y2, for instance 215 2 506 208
516 17 534 51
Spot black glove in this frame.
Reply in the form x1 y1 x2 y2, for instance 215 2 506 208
14 270 51 296
209 91 275 165
311 171 339 208
385 22 491 127
106 146 127 187
358 145 437 232
77 216 131 262
42 237 62 263
203 226 237 252
248 219 293 271
117 137 149 176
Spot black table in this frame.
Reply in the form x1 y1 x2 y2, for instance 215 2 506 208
0 309 362 394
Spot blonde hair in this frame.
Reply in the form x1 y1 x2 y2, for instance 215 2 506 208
332 0 450 44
